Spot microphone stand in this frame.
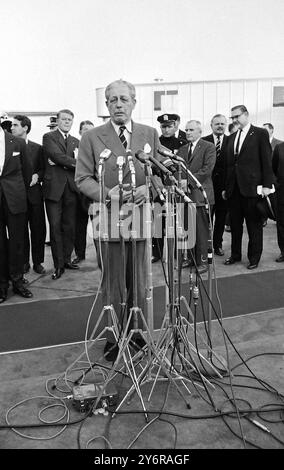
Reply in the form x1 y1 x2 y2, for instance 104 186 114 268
173 160 228 374
72 159 121 386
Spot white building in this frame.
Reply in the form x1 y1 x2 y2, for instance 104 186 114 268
96 77 284 139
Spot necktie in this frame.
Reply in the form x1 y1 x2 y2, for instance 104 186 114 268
64 134 68 148
216 136 221 158
235 129 242 155
188 142 193 159
119 126 127 149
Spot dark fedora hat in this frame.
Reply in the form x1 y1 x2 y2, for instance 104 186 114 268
256 194 276 221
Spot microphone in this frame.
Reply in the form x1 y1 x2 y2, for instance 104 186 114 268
135 150 190 202
150 176 165 202
135 150 174 176
116 156 125 185
158 146 203 190
98 148 111 178
126 150 136 191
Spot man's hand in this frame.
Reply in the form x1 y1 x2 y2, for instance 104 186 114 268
30 173 39 186
107 184 132 203
133 184 146 206
222 190 227 200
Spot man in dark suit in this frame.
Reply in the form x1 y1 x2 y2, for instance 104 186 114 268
75 79 162 361
272 142 284 262
0 125 33 302
11 115 46 275
42 109 80 279
223 105 274 269
263 123 282 151
72 120 94 265
177 120 216 272
203 114 229 256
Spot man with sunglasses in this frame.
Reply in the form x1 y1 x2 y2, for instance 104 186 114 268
223 105 274 269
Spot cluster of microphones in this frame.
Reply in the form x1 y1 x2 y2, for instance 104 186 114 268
98 146 205 203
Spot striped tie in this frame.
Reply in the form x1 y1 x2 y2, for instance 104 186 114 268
119 126 127 149
216 136 221 158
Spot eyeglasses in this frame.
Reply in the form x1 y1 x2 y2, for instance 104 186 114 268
230 113 244 120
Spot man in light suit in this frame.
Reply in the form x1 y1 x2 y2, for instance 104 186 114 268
11 115 46 275
43 109 80 280
177 120 216 272
75 79 162 361
223 105 274 269
0 125 33 302
203 114 229 256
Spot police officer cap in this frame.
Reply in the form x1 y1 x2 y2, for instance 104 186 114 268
47 116 57 128
157 113 180 124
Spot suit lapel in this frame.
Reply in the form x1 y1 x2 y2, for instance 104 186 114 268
3 133 14 170
188 140 202 165
54 129 66 152
239 125 254 155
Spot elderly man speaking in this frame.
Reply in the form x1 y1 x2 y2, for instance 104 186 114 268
75 79 162 362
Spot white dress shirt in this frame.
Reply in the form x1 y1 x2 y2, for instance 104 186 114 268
111 120 132 150
234 122 251 154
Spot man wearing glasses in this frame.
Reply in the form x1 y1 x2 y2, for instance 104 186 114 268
223 105 273 269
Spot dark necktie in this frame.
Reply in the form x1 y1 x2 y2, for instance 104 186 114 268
119 126 127 149
235 129 242 156
188 142 193 159
216 136 221 158
64 133 68 148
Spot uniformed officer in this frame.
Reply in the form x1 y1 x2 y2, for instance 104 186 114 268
157 113 186 152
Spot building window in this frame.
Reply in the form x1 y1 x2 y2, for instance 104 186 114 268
273 87 284 107
154 90 178 111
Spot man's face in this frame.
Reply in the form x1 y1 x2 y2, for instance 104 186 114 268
57 112 74 133
230 108 249 129
106 84 136 125
211 116 227 136
160 122 176 138
263 125 273 138
185 121 201 142
11 119 27 138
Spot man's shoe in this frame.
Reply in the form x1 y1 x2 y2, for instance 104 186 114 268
23 263 30 274
275 254 284 263
247 263 258 270
64 262 80 270
33 264 46 274
214 248 224 256
103 342 119 362
224 257 240 265
72 256 85 265
224 225 231 232
0 288 8 303
51 268 65 280
151 256 160 263
13 284 33 298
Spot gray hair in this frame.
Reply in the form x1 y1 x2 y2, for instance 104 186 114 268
105 79 136 101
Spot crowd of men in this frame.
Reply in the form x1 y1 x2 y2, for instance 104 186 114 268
1 80 284 352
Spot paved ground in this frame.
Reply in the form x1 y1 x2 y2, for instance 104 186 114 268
2 218 283 306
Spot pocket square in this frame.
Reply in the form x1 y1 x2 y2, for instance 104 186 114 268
13 151 20 156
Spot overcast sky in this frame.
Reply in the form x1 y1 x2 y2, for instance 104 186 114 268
1 0 284 122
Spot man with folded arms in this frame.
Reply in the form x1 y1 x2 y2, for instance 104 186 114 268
42 109 80 280
0 123 33 302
